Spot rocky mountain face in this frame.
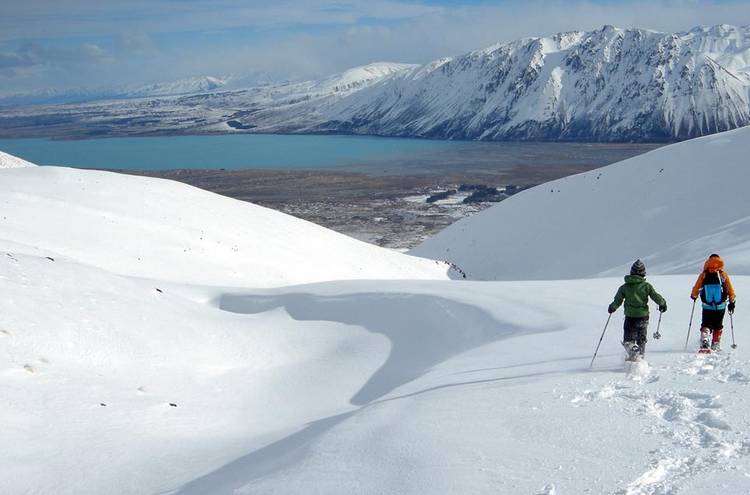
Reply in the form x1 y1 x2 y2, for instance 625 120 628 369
303 25 750 141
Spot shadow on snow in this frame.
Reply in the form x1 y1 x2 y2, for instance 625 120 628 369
168 290 560 495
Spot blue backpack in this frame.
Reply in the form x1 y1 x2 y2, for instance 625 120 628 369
701 271 727 310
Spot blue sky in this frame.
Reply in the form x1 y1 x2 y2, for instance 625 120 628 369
1 0 750 94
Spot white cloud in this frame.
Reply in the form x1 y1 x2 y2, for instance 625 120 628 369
158 1 750 79
0 0 441 42
2 0 750 92
115 31 159 57
0 42 110 73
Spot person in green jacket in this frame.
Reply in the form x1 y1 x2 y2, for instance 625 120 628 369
608 259 667 359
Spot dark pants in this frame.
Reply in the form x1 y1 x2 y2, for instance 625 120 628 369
701 308 725 331
701 308 726 344
624 316 649 353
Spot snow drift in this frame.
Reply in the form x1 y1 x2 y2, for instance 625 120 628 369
0 157 448 287
412 126 750 280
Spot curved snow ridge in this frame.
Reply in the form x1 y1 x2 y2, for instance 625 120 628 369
0 150 37 169
0 166 449 287
412 126 750 280
219 290 531 405
0 250 391 495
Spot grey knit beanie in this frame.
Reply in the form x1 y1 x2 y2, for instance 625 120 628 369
630 259 646 277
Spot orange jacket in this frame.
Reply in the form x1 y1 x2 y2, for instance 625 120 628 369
691 255 736 302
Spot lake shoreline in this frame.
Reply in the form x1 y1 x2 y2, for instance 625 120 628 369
0 133 661 248
0 134 661 174
123 162 600 249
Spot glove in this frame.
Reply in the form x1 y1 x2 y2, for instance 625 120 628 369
691 295 698 301
659 304 667 313
608 304 616 314
729 301 736 314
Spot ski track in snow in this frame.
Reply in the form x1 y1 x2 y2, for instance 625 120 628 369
572 352 750 494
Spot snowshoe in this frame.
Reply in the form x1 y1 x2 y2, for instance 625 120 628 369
698 338 712 354
625 343 641 362
711 342 721 352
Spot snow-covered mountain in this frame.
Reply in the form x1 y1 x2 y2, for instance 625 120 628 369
412 125 750 280
123 76 227 98
6 26 749 141
309 25 750 141
0 76 229 106
0 62 417 137
2 131 750 494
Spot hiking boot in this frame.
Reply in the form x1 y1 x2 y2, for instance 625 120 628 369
711 341 721 352
701 338 710 349
626 343 641 361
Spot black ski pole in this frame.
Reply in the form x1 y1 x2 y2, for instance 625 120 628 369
730 311 737 349
684 299 697 351
653 309 663 340
590 313 612 368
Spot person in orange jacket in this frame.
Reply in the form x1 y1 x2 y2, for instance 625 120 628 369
691 254 737 351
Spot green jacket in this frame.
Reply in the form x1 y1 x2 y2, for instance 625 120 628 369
609 275 666 318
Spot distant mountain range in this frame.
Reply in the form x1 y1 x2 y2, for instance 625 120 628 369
1 25 749 141
0 76 232 106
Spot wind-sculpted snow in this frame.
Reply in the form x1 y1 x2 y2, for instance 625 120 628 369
413 126 750 280
136 278 750 494
219 289 527 405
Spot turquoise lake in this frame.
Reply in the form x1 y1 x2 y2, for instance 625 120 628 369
0 134 457 171
0 134 659 176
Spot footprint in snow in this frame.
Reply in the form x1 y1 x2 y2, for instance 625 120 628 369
574 354 747 493
622 387 742 490
682 353 748 384
0 329 11 337
625 360 652 381
535 483 556 495
618 457 694 495
722 370 750 384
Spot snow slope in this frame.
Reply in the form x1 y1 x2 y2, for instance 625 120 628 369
0 150 36 168
192 277 750 495
4 133 750 495
0 162 448 287
412 126 750 281
2 262 749 494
